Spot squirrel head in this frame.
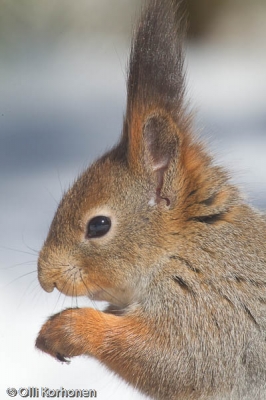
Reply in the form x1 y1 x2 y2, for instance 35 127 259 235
38 0 239 307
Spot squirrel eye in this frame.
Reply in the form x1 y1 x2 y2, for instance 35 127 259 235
86 216 111 239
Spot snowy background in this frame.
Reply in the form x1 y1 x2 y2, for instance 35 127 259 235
1 1 265 399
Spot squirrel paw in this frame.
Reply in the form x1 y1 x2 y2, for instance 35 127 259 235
35 308 87 361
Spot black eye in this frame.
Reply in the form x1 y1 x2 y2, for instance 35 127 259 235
86 216 111 239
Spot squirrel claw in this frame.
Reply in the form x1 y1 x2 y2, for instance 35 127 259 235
56 353 70 364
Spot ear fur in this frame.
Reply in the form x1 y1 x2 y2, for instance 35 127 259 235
123 0 187 204
143 115 178 173
126 0 187 119
143 114 179 206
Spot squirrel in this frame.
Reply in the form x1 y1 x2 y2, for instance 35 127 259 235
36 0 266 399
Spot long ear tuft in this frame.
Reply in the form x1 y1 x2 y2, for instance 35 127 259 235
123 0 189 177
126 0 187 125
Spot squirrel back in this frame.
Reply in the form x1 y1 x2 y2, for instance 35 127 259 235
36 1 266 399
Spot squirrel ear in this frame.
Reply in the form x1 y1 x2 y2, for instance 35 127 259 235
122 0 188 205
144 115 178 172
143 115 179 205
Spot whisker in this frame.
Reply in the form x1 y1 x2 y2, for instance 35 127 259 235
74 272 79 308
62 277 76 310
28 279 43 298
94 281 125 307
21 233 40 255
71 273 77 310
79 271 92 297
2 260 36 270
0 245 37 257
60 268 80 309
5 270 37 288
57 168 64 197
44 186 60 207
17 275 39 309
52 278 70 313
78 271 126 308
30 284 44 309
49 263 74 270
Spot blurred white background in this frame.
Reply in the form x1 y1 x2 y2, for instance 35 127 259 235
1 1 265 399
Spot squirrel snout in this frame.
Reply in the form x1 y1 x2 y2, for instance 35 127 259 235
37 253 55 293
37 269 55 293
38 277 55 293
